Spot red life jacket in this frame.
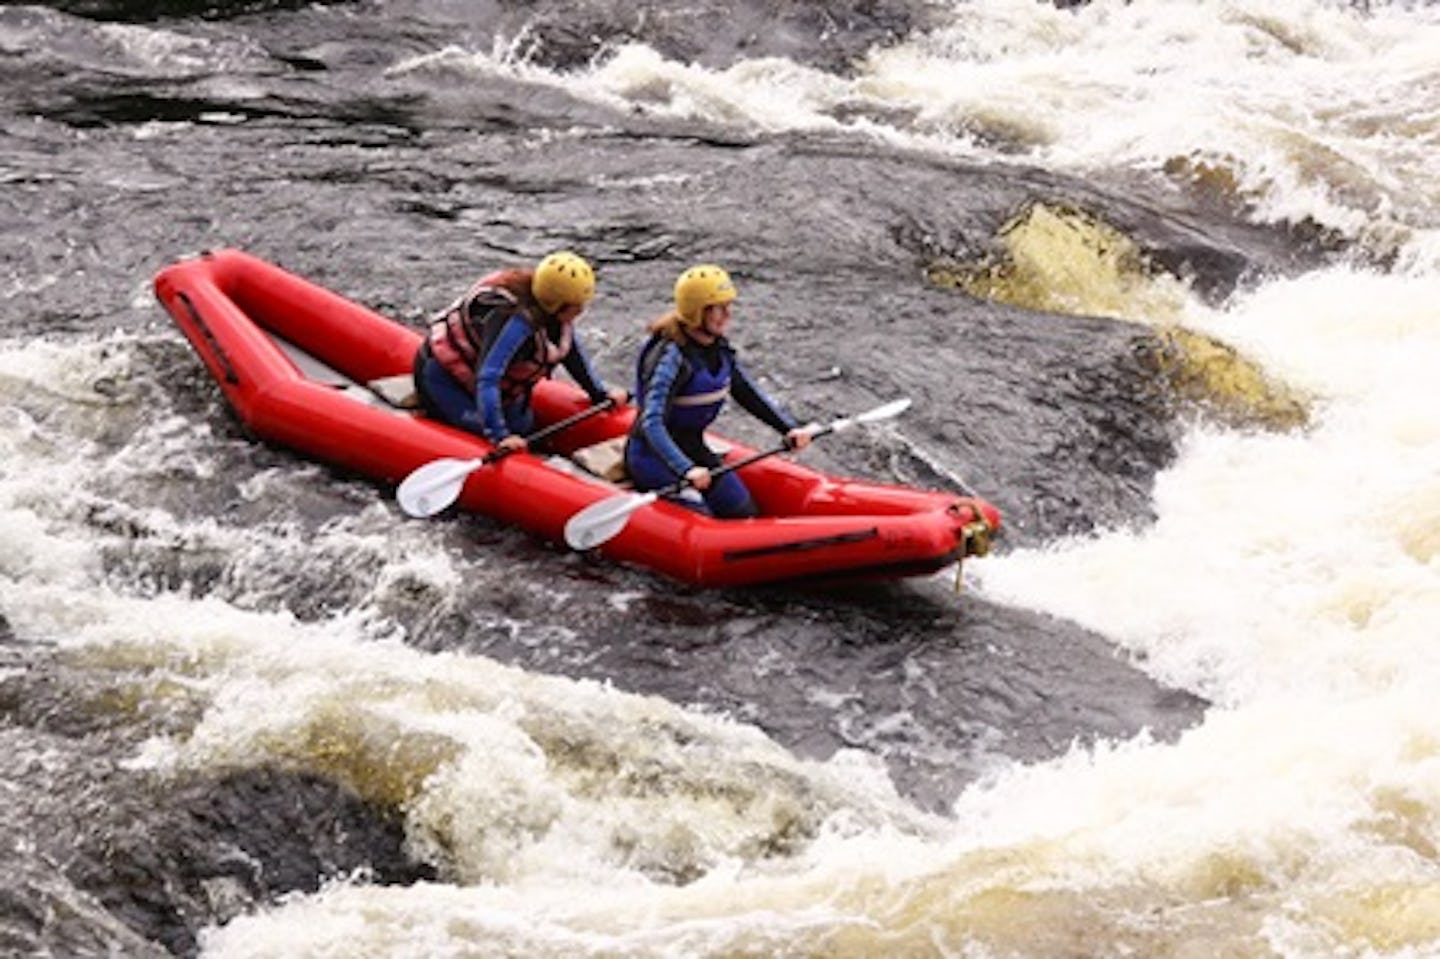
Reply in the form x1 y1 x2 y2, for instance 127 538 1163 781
427 272 572 398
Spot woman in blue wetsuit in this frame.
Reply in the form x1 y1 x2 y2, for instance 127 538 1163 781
413 250 628 452
625 264 811 518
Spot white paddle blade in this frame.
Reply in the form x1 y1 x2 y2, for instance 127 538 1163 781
397 457 483 518
564 492 659 550
821 397 912 434
856 397 912 423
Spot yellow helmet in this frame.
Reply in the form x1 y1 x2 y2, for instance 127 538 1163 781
532 251 596 313
674 264 737 327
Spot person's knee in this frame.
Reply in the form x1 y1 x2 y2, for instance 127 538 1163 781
420 370 486 436
623 451 666 493
708 476 758 518
712 499 757 519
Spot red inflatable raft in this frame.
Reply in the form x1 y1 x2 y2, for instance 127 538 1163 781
153 249 999 588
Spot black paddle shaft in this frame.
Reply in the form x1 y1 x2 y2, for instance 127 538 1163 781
484 395 617 464
654 427 823 498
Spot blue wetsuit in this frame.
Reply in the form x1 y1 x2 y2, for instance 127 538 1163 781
624 333 797 518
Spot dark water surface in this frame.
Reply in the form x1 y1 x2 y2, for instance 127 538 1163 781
0 1 1346 953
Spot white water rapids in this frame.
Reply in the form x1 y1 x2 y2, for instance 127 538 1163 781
2 1 1437 955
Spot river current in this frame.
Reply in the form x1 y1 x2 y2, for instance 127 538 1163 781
2 1 1438 956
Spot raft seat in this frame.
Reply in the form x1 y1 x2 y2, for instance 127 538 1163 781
570 436 629 485
366 374 420 410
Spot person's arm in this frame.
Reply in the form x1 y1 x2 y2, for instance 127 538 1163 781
475 315 534 442
730 354 799 435
561 334 622 404
638 343 697 477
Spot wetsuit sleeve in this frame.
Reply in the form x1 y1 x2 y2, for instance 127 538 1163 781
638 342 697 476
731 357 799 435
476 314 533 441
561 334 608 403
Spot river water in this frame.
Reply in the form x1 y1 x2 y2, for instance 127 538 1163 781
2 0 1437 956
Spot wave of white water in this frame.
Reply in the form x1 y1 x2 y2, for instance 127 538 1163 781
391 0 1438 265
5 0 1439 955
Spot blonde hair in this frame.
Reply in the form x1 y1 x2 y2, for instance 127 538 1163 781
647 310 687 344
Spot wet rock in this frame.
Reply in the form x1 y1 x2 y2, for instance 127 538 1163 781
67 768 435 955
1 658 432 957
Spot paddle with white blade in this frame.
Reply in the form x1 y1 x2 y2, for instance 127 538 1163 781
398 397 616 518
563 397 912 550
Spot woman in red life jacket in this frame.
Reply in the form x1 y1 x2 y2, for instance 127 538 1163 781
413 251 628 452
624 264 811 518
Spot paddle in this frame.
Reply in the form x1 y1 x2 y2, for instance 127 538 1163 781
563 397 912 550
398 397 617 518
